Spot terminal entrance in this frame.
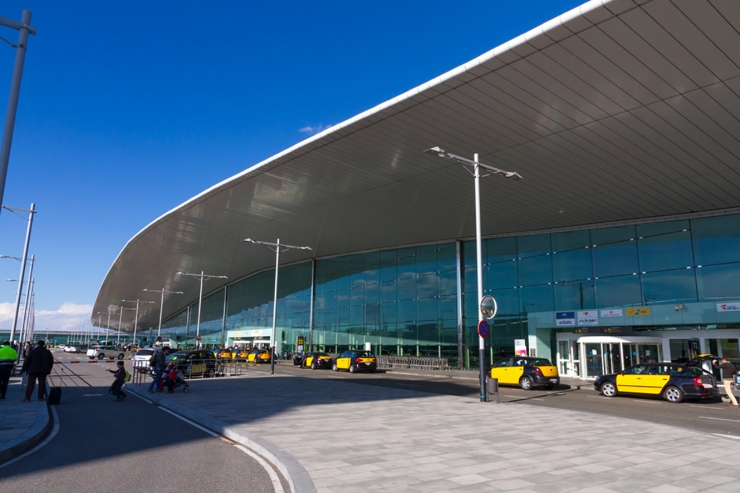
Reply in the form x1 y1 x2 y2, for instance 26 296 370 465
557 335 663 379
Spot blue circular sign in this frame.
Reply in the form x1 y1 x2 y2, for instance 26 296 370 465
156 336 162 342
478 320 490 338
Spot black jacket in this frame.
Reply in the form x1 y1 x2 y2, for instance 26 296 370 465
21 346 54 375
714 361 737 379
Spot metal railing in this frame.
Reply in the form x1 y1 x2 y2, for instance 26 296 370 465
130 358 251 386
377 355 450 371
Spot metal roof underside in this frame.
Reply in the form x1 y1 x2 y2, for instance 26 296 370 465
94 0 740 331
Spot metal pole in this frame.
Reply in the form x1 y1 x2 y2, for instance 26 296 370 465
18 254 34 344
474 154 486 402
117 307 123 346
9 203 34 346
133 300 140 346
106 310 111 344
196 271 204 348
19 277 33 345
0 10 33 213
158 288 165 337
270 239 280 374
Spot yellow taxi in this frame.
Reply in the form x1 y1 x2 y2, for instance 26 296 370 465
248 349 272 364
594 363 719 403
302 352 333 370
489 357 559 390
333 350 377 373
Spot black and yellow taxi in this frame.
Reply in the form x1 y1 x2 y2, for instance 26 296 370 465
489 357 559 390
594 363 719 403
302 352 333 370
165 349 217 378
333 350 377 373
247 348 272 364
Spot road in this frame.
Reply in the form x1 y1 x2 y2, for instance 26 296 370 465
0 351 289 493
270 360 740 438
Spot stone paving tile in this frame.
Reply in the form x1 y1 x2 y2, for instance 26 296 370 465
646 485 694 493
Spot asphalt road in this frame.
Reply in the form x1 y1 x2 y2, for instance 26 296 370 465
0 352 289 493
272 361 740 438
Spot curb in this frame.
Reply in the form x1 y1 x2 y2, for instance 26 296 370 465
127 384 315 493
0 400 52 465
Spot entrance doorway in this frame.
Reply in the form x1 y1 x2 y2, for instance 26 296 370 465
557 334 664 379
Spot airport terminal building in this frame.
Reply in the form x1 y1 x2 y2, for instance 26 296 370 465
94 0 740 378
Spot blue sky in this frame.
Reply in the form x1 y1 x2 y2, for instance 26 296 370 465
0 0 584 333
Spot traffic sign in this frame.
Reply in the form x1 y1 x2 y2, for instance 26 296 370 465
477 320 490 338
156 336 162 342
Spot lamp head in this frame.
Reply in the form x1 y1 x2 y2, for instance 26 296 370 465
243 238 256 244
503 171 523 180
423 146 447 157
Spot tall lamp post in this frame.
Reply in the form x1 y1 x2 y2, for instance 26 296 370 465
116 306 135 346
0 11 35 213
122 299 155 347
143 287 183 338
243 238 311 374
2 203 36 345
177 271 228 348
423 147 522 402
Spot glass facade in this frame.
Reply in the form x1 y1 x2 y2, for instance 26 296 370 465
156 213 740 369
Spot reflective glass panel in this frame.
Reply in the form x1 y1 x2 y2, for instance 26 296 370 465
592 225 638 277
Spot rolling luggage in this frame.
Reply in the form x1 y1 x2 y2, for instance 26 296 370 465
48 387 62 405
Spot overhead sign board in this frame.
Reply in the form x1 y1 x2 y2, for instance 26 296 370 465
556 312 575 327
577 311 598 326
600 309 623 318
626 307 651 316
717 302 740 312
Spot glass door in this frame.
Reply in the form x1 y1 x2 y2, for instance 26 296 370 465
603 343 622 375
585 343 603 378
557 340 581 377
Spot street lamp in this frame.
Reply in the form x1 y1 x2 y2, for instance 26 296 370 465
243 238 311 374
115 306 135 346
423 146 522 402
143 287 184 338
176 271 228 348
121 299 155 347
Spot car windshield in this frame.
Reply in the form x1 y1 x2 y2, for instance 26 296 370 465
167 352 188 361
137 349 153 356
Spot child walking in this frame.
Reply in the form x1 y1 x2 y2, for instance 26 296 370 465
108 361 127 402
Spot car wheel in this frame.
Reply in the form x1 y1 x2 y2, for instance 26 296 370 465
600 381 617 397
349 364 356 374
519 376 533 390
311 361 317 370
332 363 338 371
97 354 105 360
118 353 124 360
663 385 684 403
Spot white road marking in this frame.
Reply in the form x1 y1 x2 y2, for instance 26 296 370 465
155 406 285 493
235 445 285 493
712 433 740 440
700 416 740 424
689 405 722 410
158 407 218 437
0 404 60 469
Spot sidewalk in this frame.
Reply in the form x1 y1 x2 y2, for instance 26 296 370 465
0 376 51 464
128 368 740 493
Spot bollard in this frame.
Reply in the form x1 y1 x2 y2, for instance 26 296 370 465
486 377 499 403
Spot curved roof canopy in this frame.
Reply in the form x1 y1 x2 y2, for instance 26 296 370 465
95 0 740 331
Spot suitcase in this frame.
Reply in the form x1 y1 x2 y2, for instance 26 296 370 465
48 387 62 405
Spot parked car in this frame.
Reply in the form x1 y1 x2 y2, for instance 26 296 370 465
133 348 155 373
87 345 125 360
64 345 81 353
247 349 272 364
166 349 218 378
594 363 719 403
302 352 333 370
489 357 559 390
333 350 377 373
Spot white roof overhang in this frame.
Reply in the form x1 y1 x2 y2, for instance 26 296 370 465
94 0 740 330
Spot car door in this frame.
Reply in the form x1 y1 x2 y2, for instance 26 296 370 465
336 351 349 370
490 359 511 384
616 365 647 393
640 364 670 394
510 359 526 384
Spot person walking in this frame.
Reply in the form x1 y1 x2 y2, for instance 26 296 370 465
107 361 127 402
20 340 54 402
0 340 18 399
713 357 738 407
148 347 167 393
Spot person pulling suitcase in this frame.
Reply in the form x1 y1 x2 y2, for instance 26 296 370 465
20 340 54 402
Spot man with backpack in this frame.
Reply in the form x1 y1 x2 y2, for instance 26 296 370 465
148 347 167 393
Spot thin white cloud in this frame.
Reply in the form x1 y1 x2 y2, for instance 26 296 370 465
0 302 93 333
299 123 333 135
